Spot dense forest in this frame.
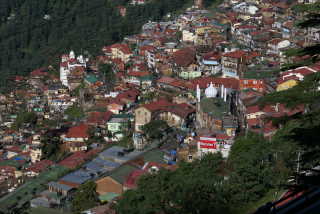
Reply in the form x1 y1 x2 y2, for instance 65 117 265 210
0 0 193 91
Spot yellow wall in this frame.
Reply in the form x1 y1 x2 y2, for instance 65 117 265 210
195 26 212 35
276 79 298 91
134 107 152 132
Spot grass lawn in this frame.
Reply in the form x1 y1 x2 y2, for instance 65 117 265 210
29 207 72 214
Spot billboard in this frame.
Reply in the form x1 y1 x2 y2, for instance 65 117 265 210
199 137 217 149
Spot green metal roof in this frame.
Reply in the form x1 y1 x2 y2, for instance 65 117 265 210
109 164 137 184
141 149 166 164
99 192 120 202
112 113 134 119
85 75 98 84
138 75 153 81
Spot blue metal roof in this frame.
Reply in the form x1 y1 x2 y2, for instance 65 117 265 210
99 146 143 164
60 169 93 184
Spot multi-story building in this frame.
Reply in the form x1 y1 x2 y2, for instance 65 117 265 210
102 43 133 63
60 51 87 88
222 50 247 79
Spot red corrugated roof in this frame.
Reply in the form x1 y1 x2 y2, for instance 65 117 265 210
141 100 195 118
66 123 89 139
124 169 145 189
59 151 88 169
26 160 54 173
203 52 221 61
142 99 172 112
87 111 113 125
172 48 196 67
127 71 150 77
189 77 239 90
223 50 247 59
30 68 48 77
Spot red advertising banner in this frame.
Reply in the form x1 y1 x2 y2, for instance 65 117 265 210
199 137 217 149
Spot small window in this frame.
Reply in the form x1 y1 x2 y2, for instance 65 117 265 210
188 155 193 161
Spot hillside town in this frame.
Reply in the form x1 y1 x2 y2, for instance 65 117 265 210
0 0 319 213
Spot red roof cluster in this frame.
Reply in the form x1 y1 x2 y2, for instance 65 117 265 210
142 99 195 118
30 68 48 77
172 48 196 67
124 162 176 189
14 76 24 82
190 77 240 90
26 160 54 173
203 52 221 61
139 45 156 56
278 66 317 84
117 89 140 103
223 50 247 59
124 169 145 189
6 146 22 153
0 166 16 175
58 151 96 169
102 43 132 55
246 104 304 117
127 71 150 77
66 123 90 139
87 111 113 125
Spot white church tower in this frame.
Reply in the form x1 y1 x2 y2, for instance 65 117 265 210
59 50 87 88
60 52 71 88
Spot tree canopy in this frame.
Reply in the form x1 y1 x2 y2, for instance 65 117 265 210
65 104 85 121
141 120 170 139
99 63 115 91
72 181 99 213
116 153 231 214
12 110 37 130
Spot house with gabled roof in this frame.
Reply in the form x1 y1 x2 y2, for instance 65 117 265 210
102 43 133 63
276 66 318 91
200 52 222 75
134 99 195 132
172 48 201 80
267 38 291 56
87 111 113 126
62 123 89 152
222 50 248 79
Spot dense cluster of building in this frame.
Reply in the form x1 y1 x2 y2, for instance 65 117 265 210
0 0 319 212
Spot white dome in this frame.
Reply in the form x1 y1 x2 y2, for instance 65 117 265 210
69 50 75 59
77 55 85 64
205 82 218 98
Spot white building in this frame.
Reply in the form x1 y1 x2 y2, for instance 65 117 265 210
60 50 87 88
197 136 231 158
